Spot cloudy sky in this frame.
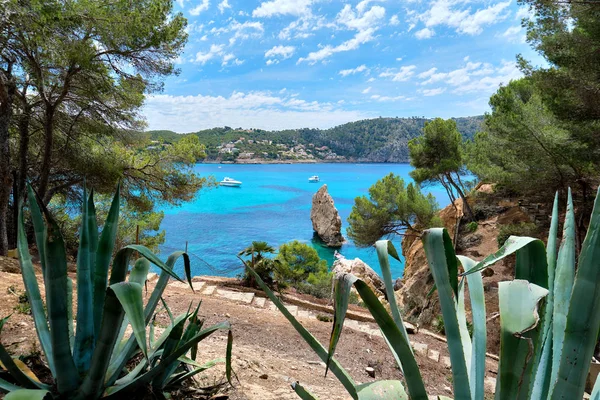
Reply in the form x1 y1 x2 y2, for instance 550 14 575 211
143 0 540 132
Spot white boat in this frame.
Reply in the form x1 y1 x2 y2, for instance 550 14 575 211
220 177 242 187
308 175 320 182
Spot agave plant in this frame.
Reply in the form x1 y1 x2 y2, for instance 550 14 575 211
247 187 600 399
0 185 233 399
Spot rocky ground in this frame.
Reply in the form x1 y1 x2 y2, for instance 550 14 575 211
0 256 498 399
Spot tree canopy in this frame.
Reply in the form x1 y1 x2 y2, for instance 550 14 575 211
275 240 328 285
347 173 441 248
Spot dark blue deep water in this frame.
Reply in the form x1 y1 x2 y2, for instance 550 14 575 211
158 163 451 280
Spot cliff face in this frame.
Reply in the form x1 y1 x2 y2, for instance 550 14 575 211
310 185 345 247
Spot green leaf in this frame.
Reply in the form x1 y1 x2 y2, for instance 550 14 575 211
357 380 408 399
292 382 321 400
87 189 99 287
496 280 548 400
529 192 559 400
550 189 576 388
42 209 79 394
456 278 472 381
110 282 147 359
74 184 95 373
151 312 187 389
16 209 54 376
551 187 600 399
326 273 354 376
25 185 47 277
591 372 600 400
4 389 51 400
353 279 428 400
243 261 358 399
165 358 224 388
375 241 412 350
422 228 471 400
226 330 235 385
463 236 543 276
93 185 120 339
457 256 486 399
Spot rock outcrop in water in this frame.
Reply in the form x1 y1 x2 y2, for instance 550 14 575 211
332 257 385 298
310 184 345 247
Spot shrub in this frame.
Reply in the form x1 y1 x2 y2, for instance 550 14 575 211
247 188 600 400
497 222 537 247
0 185 233 399
275 241 332 299
238 241 278 287
466 221 478 233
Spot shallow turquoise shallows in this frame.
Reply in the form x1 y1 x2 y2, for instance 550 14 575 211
158 163 452 280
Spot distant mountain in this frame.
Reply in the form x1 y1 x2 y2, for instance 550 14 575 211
146 116 484 163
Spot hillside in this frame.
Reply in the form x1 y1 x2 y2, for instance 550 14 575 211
147 116 484 163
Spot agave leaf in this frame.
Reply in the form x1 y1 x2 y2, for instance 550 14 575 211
591 372 600 400
529 193 559 400
0 376 21 392
352 279 428 400
457 255 486 399
66 277 74 351
103 322 230 398
87 189 99 286
456 278 472 379
42 210 80 393
16 210 54 375
106 252 190 388
550 189 576 387
166 358 224 388
25 185 47 276
357 380 408 399
4 389 51 400
422 228 471 400
244 261 358 399
93 185 120 338
292 382 321 400
515 240 548 289
226 329 235 385
551 187 600 399
160 297 175 325
496 280 548 400
375 241 412 349
110 282 147 359
74 184 95 373
326 273 354 375
0 344 46 390
151 312 188 388
463 236 543 276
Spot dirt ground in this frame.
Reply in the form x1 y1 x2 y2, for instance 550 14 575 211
0 256 497 399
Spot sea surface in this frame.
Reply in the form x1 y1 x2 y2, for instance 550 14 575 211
158 163 452 280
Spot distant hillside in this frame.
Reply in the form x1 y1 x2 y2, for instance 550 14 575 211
147 116 484 163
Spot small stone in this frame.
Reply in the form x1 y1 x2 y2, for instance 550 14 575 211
482 268 495 277
427 349 440 362
259 374 268 380
365 367 375 378
366 349 371 353
442 356 451 369
444 385 452 393
484 377 497 393
412 342 428 356
290 366 297 370
225 313 231 318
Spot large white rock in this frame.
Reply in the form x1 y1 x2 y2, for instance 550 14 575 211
332 257 385 297
310 184 345 247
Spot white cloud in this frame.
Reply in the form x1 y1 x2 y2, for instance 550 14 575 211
379 65 417 81
265 45 296 59
190 0 210 15
419 0 511 36
415 27 434 39
418 67 437 79
420 61 482 85
143 91 369 131
422 87 446 96
370 94 407 102
362 86 372 94
501 25 525 43
228 20 264 44
367 77 376 82
218 0 231 13
339 64 369 77
390 15 400 26
195 44 224 64
336 3 386 31
515 7 532 20
298 28 376 64
253 0 314 18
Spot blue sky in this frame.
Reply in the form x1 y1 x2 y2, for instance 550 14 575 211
143 0 541 132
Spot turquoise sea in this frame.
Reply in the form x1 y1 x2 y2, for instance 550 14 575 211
158 163 451 280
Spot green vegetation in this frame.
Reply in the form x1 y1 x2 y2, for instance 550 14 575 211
466 221 478 233
0 0 206 257
0 186 233 399
238 241 279 287
248 188 600 400
147 116 483 163
275 241 332 299
409 118 474 220
347 173 441 248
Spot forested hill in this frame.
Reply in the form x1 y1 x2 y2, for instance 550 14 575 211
147 116 483 163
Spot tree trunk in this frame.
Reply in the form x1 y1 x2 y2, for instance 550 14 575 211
446 172 475 221
9 106 31 248
0 76 16 256
37 105 55 201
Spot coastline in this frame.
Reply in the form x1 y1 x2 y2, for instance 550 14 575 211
201 158 410 165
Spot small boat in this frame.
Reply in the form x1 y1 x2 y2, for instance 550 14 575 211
308 175 320 182
220 177 242 187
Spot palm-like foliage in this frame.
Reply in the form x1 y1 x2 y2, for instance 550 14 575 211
0 185 233 399
248 188 600 399
239 241 278 286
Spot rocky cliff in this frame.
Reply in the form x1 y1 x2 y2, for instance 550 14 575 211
310 185 345 247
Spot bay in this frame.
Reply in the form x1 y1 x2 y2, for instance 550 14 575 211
158 163 452 280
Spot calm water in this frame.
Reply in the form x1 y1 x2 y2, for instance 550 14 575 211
158 163 451 280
